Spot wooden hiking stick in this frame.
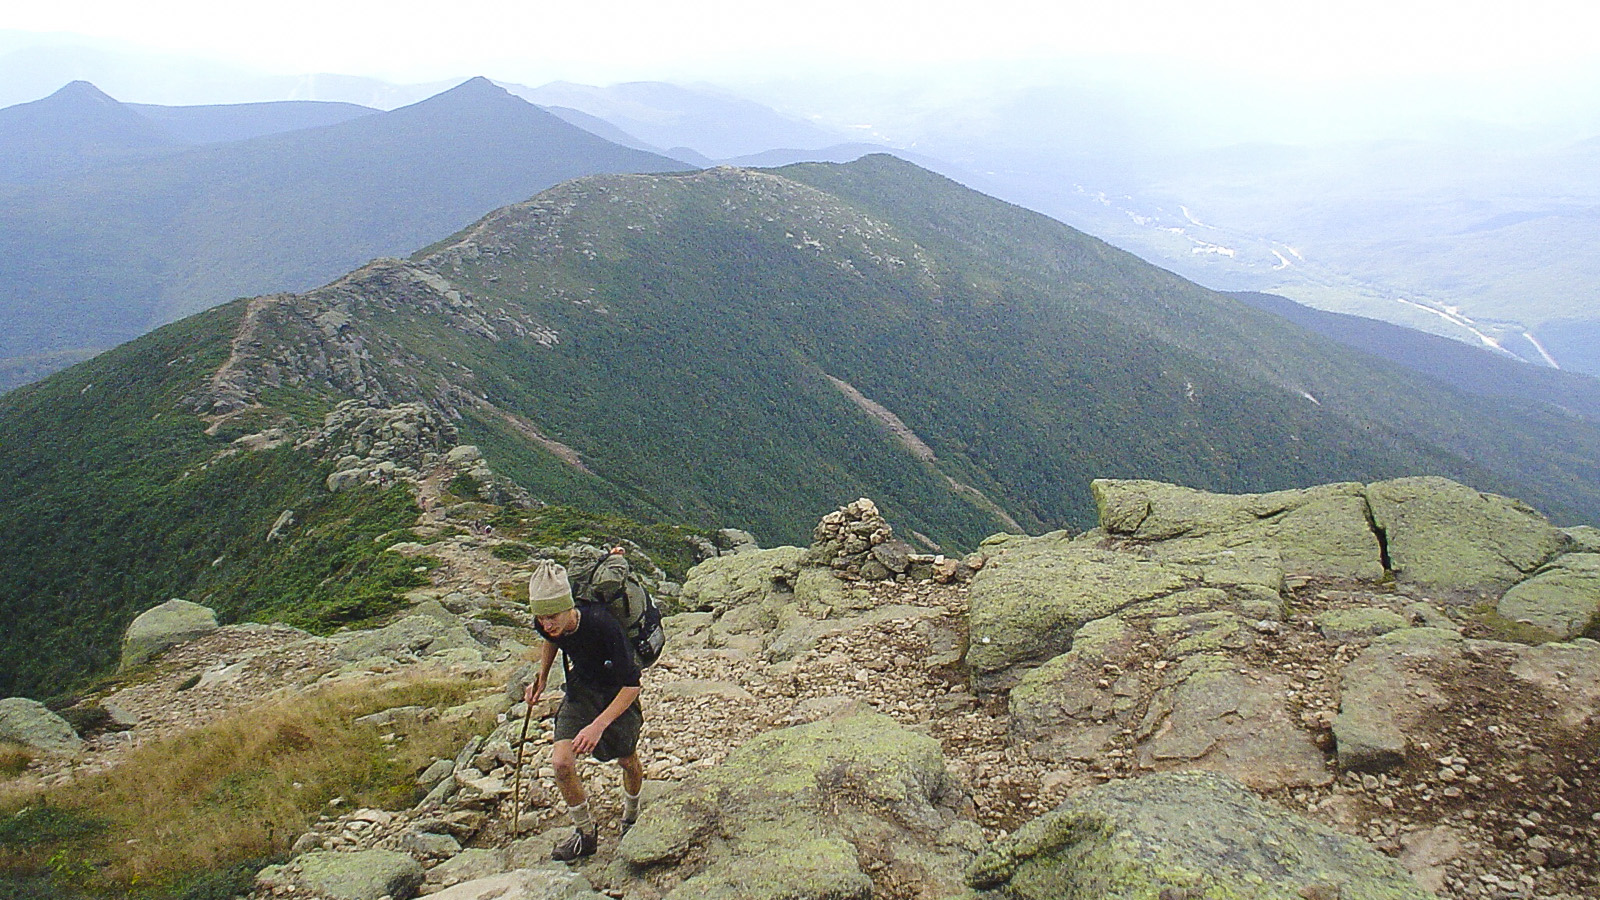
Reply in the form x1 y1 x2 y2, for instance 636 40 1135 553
510 703 532 835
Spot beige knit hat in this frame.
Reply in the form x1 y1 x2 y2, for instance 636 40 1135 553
528 560 574 616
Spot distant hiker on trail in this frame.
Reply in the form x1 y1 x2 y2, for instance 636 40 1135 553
524 559 645 862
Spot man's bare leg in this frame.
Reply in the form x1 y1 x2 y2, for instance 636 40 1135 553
551 739 588 808
618 752 644 826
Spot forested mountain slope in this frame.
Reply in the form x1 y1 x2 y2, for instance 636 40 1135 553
3 154 1598 698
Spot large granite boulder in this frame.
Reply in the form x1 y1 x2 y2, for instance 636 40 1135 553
677 546 807 615
0 697 84 755
616 709 979 900
1092 479 1384 579
334 609 484 662
256 849 423 900
424 867 605 900
965 535 1186 688
1366 476 1567 594
963 772 1431 900
119 598 218 670
1496 553 1600 640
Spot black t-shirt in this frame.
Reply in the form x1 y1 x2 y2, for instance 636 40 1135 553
534 602 641 691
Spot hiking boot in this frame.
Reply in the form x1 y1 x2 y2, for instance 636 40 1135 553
552 827 598 861
620 815 637 836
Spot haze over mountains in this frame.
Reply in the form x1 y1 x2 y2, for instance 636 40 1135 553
8 48 1600 386
0 77 684 390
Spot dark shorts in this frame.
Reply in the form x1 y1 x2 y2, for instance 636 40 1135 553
554 681 643 763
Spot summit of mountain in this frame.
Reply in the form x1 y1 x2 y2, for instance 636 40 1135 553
0 79 178 183
0 77 688 391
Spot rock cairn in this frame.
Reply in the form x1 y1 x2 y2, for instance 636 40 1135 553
809 498 984 583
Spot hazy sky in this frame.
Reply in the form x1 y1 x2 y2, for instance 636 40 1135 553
9 0 1600 86
8 1 1600 147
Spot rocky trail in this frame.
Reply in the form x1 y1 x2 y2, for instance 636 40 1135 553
8 478 1600 900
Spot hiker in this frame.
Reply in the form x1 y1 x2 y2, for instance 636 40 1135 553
524 559 645 861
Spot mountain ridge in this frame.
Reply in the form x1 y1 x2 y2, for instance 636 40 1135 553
0 77 688 389
4 155 1599 702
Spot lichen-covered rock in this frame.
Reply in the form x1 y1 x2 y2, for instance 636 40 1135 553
965 535 1186 688
617 709 975 900
259 849 423 900
1092 479 1384 579
1566 525 1600 553
677 546 806 615
334 613 483 662
119 598 219 671
1012 602 1329 791
1332 628 1464 772
1144 547 1286 599
423 866 605 900
1496 553 1600 640
1315 607 1411 642
1010 617 1143 756
964 772 1431 900
0 697 83 755
1133 653 1332 790
1367 476 1567 593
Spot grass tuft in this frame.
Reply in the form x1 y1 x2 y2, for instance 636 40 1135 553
0 744 34 779
0 673 500 892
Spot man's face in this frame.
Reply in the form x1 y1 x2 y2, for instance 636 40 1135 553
537 607 578 637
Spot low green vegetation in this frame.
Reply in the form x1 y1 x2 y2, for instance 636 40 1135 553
488 505 708 582
0 675 498 899
0 306 436 699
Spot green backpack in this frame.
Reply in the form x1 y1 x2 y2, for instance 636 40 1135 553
571 551 665 667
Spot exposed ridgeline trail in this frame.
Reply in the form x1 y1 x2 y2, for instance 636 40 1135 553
8 154 1600 701
12 478 1599 900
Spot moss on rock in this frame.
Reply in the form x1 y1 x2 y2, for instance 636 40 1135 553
1496 553 1600 640
1092 480 1383 579
965 772 1431 900
679 546 807 614
1314 608 1410 643
1367 476 1567 594
966 542 1186 685
619 709 974 899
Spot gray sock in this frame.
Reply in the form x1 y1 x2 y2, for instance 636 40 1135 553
568 800 594 831
623 788 641 821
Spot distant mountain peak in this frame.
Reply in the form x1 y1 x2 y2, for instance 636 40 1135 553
436 76 513 100
41 80 121 107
